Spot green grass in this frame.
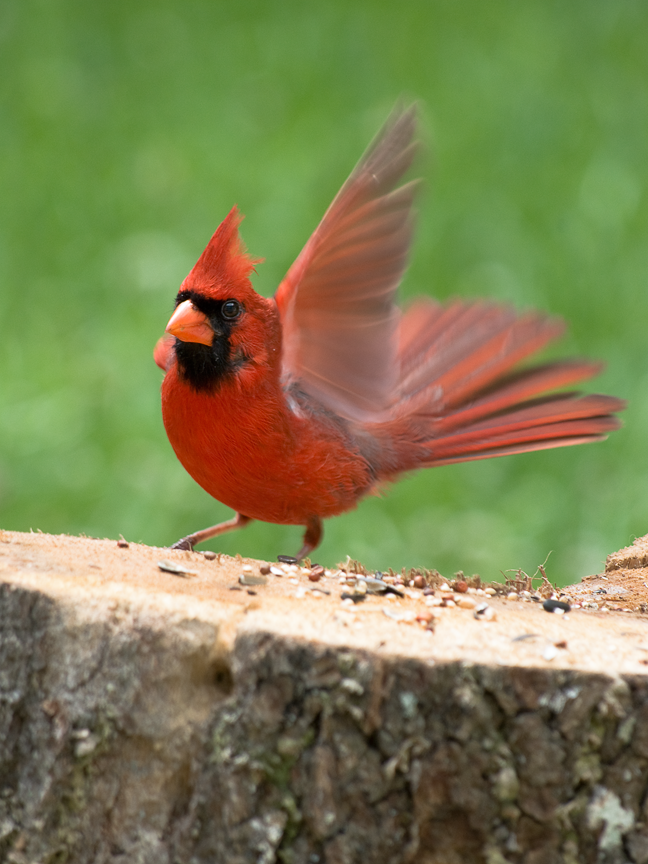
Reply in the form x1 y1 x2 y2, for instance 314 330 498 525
1 0 646 582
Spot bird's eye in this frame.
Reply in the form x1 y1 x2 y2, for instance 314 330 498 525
221 300 242 320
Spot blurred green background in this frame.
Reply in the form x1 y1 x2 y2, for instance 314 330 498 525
1 0 646 582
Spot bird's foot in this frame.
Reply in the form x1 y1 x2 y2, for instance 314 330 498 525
294 516 323 562
171 537 195 551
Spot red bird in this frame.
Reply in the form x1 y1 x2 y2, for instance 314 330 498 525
155 106 624 558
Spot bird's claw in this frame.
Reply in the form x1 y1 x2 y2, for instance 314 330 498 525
171 537 195 551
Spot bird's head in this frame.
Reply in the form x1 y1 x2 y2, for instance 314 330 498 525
164 207 279 391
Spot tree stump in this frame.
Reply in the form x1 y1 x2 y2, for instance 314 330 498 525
2 529 648 863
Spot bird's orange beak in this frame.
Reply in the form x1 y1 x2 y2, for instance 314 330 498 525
165 299 213 346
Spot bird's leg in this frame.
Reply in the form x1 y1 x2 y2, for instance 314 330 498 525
295 516 323 561
171 513 252 551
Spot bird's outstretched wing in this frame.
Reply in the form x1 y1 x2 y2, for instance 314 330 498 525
275 105 419 422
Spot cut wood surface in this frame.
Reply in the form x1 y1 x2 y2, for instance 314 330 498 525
2 529 648 863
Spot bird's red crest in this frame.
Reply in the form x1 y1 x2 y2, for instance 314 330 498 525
181 206 260 299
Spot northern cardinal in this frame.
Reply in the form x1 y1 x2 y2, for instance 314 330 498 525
155 105 624 558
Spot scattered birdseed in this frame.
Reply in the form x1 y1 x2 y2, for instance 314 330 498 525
543 598 570 614
157 560 198 577
412 575 426 589
239 573 268 587
277 555 298 565
454 580 468 593
341 592 366 604
555 640 568 649
228 586 242 591
241 564 254 574
484 587 497 596
507 592 519 601
269 566 284 577
260 564 271 575
474 603 496 621
246 589 257 596
117 537 129 549
203 550 217 560
511 633 540 642
425 596 443 607
308 570 322 582
543 645 558 661
457 597 477 610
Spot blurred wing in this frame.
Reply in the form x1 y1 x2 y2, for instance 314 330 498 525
275 104 419 422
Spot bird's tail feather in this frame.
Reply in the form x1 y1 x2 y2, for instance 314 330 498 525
390 299 624 468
